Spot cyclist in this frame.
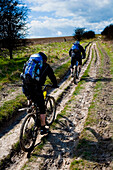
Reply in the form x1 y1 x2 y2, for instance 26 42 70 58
21 52 58 135
69 40 86 78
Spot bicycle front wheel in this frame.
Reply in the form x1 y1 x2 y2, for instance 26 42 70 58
45 96 56 126
19 113 37 152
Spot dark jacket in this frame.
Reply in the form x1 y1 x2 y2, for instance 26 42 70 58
69 44 85 59
39 62 57 86
22 62 57 99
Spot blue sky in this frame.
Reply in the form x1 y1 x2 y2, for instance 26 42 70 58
24 0 113 38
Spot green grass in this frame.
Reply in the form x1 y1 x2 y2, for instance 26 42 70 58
99 41 113 75
0 94 26 126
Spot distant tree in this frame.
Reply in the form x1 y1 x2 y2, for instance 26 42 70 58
73 28 85 41
108 24 113 39
101 26 109 36
0 0 28 59
101 24 113 39
83 31 95 39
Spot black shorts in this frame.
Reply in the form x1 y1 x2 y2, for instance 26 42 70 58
71 56 82 68
23 83 45 115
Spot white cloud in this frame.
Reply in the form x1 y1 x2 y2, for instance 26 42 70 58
29 0 113 18
25 0 113 38
57 31 62 36
94 0 111 7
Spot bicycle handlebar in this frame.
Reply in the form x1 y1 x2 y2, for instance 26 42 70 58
42 84 52 91
42 84 59 91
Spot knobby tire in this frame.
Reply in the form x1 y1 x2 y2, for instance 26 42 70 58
45 96 56 126
19 113 37 152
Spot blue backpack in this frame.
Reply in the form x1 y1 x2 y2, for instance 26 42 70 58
23 53 43 83
72 43 80 53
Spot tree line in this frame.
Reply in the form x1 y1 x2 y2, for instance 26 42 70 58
73 28 95 40
101 24 113 39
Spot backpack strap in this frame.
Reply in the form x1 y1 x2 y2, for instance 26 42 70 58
40 65 48 79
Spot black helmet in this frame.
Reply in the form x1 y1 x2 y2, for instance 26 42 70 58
38 52 47 61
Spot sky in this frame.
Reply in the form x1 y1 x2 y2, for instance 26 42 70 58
24 0 113 38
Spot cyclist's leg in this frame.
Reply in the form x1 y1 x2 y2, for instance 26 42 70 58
78 57 82 74
35 90 49 134
70 57 75 76
71 57 76 77
27 85 48 133
75 60 79 79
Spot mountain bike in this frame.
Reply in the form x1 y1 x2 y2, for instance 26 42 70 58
19 84 56 152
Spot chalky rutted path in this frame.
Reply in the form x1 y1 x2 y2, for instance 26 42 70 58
3 42 99 170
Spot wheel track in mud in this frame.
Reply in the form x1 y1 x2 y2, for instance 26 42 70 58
0 42 94 169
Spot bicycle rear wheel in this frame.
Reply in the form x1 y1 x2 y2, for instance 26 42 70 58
19 113 37 152
45 96 56 126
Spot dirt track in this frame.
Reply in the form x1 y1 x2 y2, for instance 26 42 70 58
0 42 113 170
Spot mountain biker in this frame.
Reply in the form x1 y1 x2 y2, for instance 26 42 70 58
69 40 86 78
21 52 58 135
